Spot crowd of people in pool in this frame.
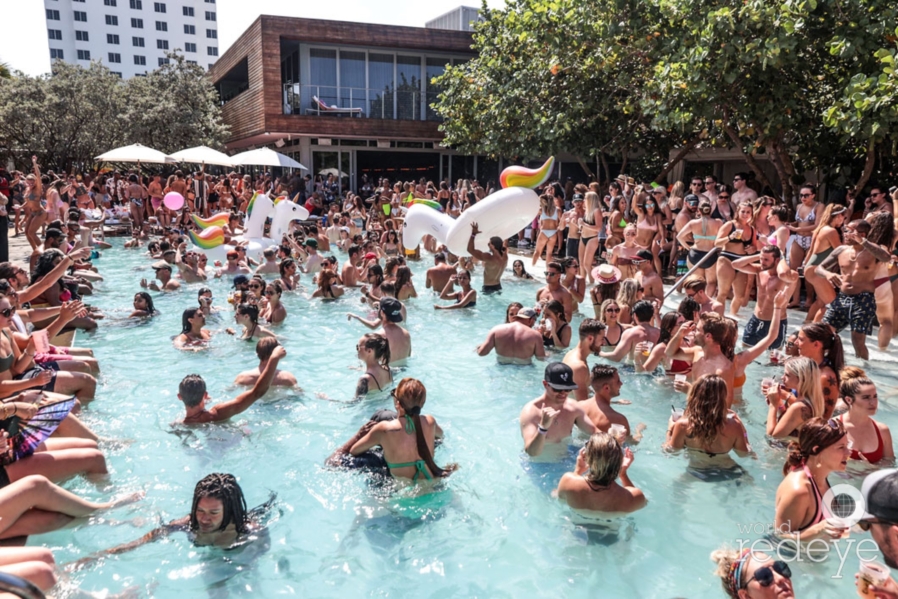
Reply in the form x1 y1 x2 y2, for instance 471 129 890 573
2 157 898 597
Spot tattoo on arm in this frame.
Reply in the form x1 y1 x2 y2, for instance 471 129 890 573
355 377 369 398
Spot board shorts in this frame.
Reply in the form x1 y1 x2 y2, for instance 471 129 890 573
742 313 788 349
823 291 876 335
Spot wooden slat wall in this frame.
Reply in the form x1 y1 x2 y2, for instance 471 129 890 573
210 18 266 142
265 115 443 141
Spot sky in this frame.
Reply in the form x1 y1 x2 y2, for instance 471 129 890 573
3 0 507 77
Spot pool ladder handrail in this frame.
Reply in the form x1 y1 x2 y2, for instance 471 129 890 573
0 572 45 599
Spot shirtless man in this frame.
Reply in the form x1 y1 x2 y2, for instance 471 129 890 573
341 245 362 287
468 223 508 293
346 297 411 364
688 176 710 203
580 364 643 442
818 219 892 359
254 247 280 275
732 245 797 349
633 249 663 303
519 362 596 457
562 319 606 401
536 261 573 321
477 307 546 365
175 245 206 283
234 338 298 388
681 275 724 316
562 194 585 258
177 345 287 424
425 253 456 292
731 172 758 208
141 262 181 292
299 239 323 274
215 251 252 278
600 300 660 363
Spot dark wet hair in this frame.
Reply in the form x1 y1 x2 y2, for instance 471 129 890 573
783 417 846 475
30 249 66 285
394 266 412 291
359 333 390 368
367 264 384 287
237 303 259 324
178 374 206 408
658 312 681 344
279 258 295 278
189 473 249 535
544 299 567 323
181 307 201 334
578 318 605 338
677 297 700 321
134 291 155 315
801 322 845 373
632 300 655 324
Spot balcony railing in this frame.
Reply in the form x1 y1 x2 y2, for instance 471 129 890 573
282 84 442 121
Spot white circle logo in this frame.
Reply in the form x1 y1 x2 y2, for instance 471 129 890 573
822 484 866 525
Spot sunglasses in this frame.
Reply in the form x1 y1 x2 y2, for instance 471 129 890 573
799 193 813 198
547 385 569 393
0 307 13 318
605 307 620 313
685 290 697 298
742 560 791 589
249 284 262 289
718 195 730 200
546 272 560 277
858 519 898 532
264 290 277 295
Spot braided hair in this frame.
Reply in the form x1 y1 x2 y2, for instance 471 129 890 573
189 473 249 534
393 378 458 479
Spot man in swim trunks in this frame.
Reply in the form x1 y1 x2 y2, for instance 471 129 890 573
141 262 181 292
425 253 456 292
177 345 287 424
520 362 596 457
234 338 298 388
732 245 798 349
562 318 606 401
477 307 546 365
818 219 892 359
600 300 661 363
341 245 362 287
562 194 585 258
681 275 724 316
467 222 508 293
299 239 323 275
536 261 573 321
347 297 412 364
633 249 663 304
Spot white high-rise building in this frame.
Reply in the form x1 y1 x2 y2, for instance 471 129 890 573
43 0 220 78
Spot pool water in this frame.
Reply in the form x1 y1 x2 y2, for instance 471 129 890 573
42 240 898 598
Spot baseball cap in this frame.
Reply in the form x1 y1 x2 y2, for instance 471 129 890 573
861 469 898 522
685 194 700 205
233 274 250 288
379 297 404 323
544 362 578 390
514 307 538 320
572 194 584 203
635 249 653 262
304 238 318 249
364 252 378 261
152 261 172 271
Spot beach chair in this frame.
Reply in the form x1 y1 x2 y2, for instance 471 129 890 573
307 96 363 117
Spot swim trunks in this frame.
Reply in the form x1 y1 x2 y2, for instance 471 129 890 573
823 291 876 335
742 314 787 349
482 284 502 294
13 365 58 392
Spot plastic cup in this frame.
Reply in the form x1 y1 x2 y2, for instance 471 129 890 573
858 561 891 598
641 341 654 357
670 408 684 421
675 374 687 384
609 424 627 444
761 378 776 393
827 516 851 539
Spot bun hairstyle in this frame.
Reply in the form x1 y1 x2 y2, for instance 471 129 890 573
237 303 259 324
360 333 391 369
393 378 458 479
783 417 845 475
711 546 759 599
840 376 875 405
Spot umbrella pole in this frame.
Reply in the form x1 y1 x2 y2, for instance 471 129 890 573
663 247 721 300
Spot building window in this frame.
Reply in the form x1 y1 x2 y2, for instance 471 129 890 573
183 6 194 16
131 18 143 28
205 11 216 21
106 15 118 25
154 2 166 12
187 60 197 65
206 29 217 39
50 48 64 60
104 0 117 5
156 21 167 31
77 31 90 42
133 36 144 47
111 71 122 78
73 0 85 2
48 29 62 40
108 52 121 63
134 55 146 65
184 24 195 35
185 42 196 53
74 11 87 21
159 57 170 66
157 39 169 49
46 9 60 20
77 49 91 60
107 34 119 44
207 46 218 56
130 0 142 8
205 0 215 3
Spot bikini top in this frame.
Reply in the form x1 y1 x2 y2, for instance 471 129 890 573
838 414 886 463
540 207 560 221
796 464 827 531
0 330 15 373
727 222 755 248
693 218 717 241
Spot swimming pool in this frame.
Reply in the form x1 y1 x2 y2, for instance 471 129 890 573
42 240 898 597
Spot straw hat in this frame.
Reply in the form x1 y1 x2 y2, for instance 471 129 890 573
592 264 622 284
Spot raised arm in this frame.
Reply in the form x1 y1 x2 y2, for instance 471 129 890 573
730 253 763 275
466 222 491 261
18 247 92 304
208 346 286 421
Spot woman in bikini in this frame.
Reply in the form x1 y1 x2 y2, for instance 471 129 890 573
538 299 571 349
606 196 629 249
610 225 642 281
787 184 819 308
802 204 847 323
276 258 300 291
435 270 476 310
23 157 45 251
838 377 893 464
260 282 287 325
311 269 344 300
641 312 692 376
231 304 275 341
795 322 843 419
774 418 850 544
559 256 585 310
765 357 825 439
354 333 393 398
632 188 664 273
598 299 629 352
765 203 792 255
532 193 561 267
676 200 722 297
614 278 642 326
578 192 603 282
555 432 645 514
714 202 758 316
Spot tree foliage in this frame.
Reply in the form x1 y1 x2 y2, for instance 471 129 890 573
434 0 898 199
0 52 228 172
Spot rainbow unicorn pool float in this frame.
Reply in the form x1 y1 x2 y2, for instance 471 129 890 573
402 157 554 256
188 192 310 261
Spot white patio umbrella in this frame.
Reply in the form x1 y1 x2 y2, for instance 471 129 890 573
170 145 235 167
318 168 348 177
95 143 176 164
231 147 306 170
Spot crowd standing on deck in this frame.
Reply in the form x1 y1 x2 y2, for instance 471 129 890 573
1 159 898 596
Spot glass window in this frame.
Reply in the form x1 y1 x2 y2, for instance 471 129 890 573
77 49 91 60
107 33 120 44
206 29 217 39
105 0 117 5
426 58 448 121
130 0 142 9
50 48 64 59
105 15 118 25
74 11 87 21
46 9 61 20
48 29 63 40
108 52 121 63
77 31 90 41
205 11 216 21
157 39 168 49
368 53 393 119
131 18 143 28
183 6 194 16
396 56 421 120
309 48 337 108
154 2 166 12
134 55 146 65
207 46 218 56
133 36 144 47
339 51 366 113
185 42 196 53
156 21 167 31
184 24 195 34
159 57 169 66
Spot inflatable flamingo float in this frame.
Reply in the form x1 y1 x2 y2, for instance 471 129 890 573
402 157 555 256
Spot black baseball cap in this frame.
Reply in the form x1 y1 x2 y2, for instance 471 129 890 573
685 194 700 205
544 362 578 390
233 274 250 288
572 194 584 203
861 469 898 522
379 297 404 323
635 249 653 262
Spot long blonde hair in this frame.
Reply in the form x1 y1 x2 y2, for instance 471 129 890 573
583 432 623 487
584 191 600 226
784 356 824 419
685 375 728 445
616 279 640 309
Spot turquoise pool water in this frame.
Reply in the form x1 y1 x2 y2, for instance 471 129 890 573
40 240 898 597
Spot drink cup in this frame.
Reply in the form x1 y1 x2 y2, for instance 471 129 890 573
858 561 891 598
827 516 851 539
609 424 627 444
641 341 654 357
670 407 684 422
675 374 688 384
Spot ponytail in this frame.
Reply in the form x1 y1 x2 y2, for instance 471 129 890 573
395 378 458 479
782 417 845 476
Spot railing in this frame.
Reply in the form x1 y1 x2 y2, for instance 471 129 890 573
282 84 442 122
0 573 46 599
